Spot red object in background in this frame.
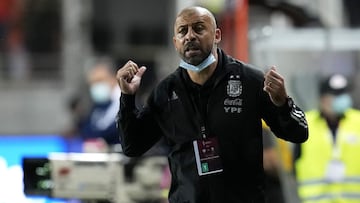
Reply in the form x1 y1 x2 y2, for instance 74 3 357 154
0 0 14 21
219 0 248 62
58 167 71 176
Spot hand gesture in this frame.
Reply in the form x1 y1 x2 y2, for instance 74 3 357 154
263 66 288 106
116 60 147 95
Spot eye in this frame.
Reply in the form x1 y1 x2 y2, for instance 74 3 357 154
177 27 187 36
193 24 205 33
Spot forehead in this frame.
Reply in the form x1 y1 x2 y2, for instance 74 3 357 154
175 10 213 28
88 65 111 81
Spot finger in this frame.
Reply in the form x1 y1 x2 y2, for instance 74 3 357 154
117 60 135 77
131 67 146 83
128 61 139 71
118 76 128 87
269 73 282 83
268 67 284 82
126 64 136 76
266 78 280 88
269 66 276 71
116 68 127 82
266 76 284 89
128 67 136 77
264 76 276 88
263 67 274 84
268 82 279 90
126 70 135 83
135 66 147 78
263 80 271 92
264 66 275 75
264 82 275 92
263 86 272 95
263 78 270 90
124 61 139 81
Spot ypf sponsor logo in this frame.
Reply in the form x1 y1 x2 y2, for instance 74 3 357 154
223 98 243 114
224 106 242 113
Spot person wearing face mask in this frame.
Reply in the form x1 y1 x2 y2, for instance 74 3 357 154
294 74 360 203
78 57 122 148
116 6 308 203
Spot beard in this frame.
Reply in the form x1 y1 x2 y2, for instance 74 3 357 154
181 41 212 65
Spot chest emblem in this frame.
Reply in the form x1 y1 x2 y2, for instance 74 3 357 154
227 75 242 97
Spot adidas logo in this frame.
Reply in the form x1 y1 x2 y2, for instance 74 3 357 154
170 91 178 100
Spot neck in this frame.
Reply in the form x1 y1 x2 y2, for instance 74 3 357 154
187 50 218 85
321 109 341 123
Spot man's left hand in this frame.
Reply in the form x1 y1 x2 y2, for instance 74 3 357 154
263 66 288 107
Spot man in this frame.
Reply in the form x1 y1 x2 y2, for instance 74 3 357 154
294 74 360 203
79 57 121 147
116 6 308 203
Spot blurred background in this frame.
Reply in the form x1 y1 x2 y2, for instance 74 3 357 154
0 0 359 202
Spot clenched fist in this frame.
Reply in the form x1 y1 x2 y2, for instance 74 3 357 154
263 66 288 106
116 60 147 95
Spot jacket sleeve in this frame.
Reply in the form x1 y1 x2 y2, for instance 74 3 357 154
116 93 163 157
261 90 309 143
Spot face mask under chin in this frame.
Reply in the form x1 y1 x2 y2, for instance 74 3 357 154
179 53 216 72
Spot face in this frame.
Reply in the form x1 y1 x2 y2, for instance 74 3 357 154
87 65 116 103
87 64 114 86
320 94 334 116
320 93 352 116
173 7 221 65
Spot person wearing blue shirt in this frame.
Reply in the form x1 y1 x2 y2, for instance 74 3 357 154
79 57 121 146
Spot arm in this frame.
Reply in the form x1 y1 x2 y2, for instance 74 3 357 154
262 95 308 143
116 61 162 156
117 94 162 157
262 67 308 143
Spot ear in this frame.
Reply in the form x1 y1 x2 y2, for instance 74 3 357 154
214 28 221 44
173 36 178 51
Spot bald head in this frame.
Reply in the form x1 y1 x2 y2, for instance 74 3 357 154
175 6 217 31
173 6 221 65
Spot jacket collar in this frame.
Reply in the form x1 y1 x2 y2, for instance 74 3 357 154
172 48 241 89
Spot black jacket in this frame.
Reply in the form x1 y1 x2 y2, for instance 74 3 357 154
118 49 308 203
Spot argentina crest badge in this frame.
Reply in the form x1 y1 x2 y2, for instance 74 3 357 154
227 75 242 97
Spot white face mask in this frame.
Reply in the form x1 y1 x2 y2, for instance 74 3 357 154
331 93 352 114
179 53 216 72
90 82 111 103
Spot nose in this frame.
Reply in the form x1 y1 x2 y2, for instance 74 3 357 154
185 27 196 42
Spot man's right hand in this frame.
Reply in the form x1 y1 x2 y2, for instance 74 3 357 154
116 60 147 95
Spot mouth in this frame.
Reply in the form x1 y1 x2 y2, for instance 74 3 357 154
185 44 201 56
185 42 200 51
186 48 200 55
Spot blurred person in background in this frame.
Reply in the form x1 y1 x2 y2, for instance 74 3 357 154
294 73 360 203
262 122 285 203
76 57 121 152
116 6 308 203
0 0 30 81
